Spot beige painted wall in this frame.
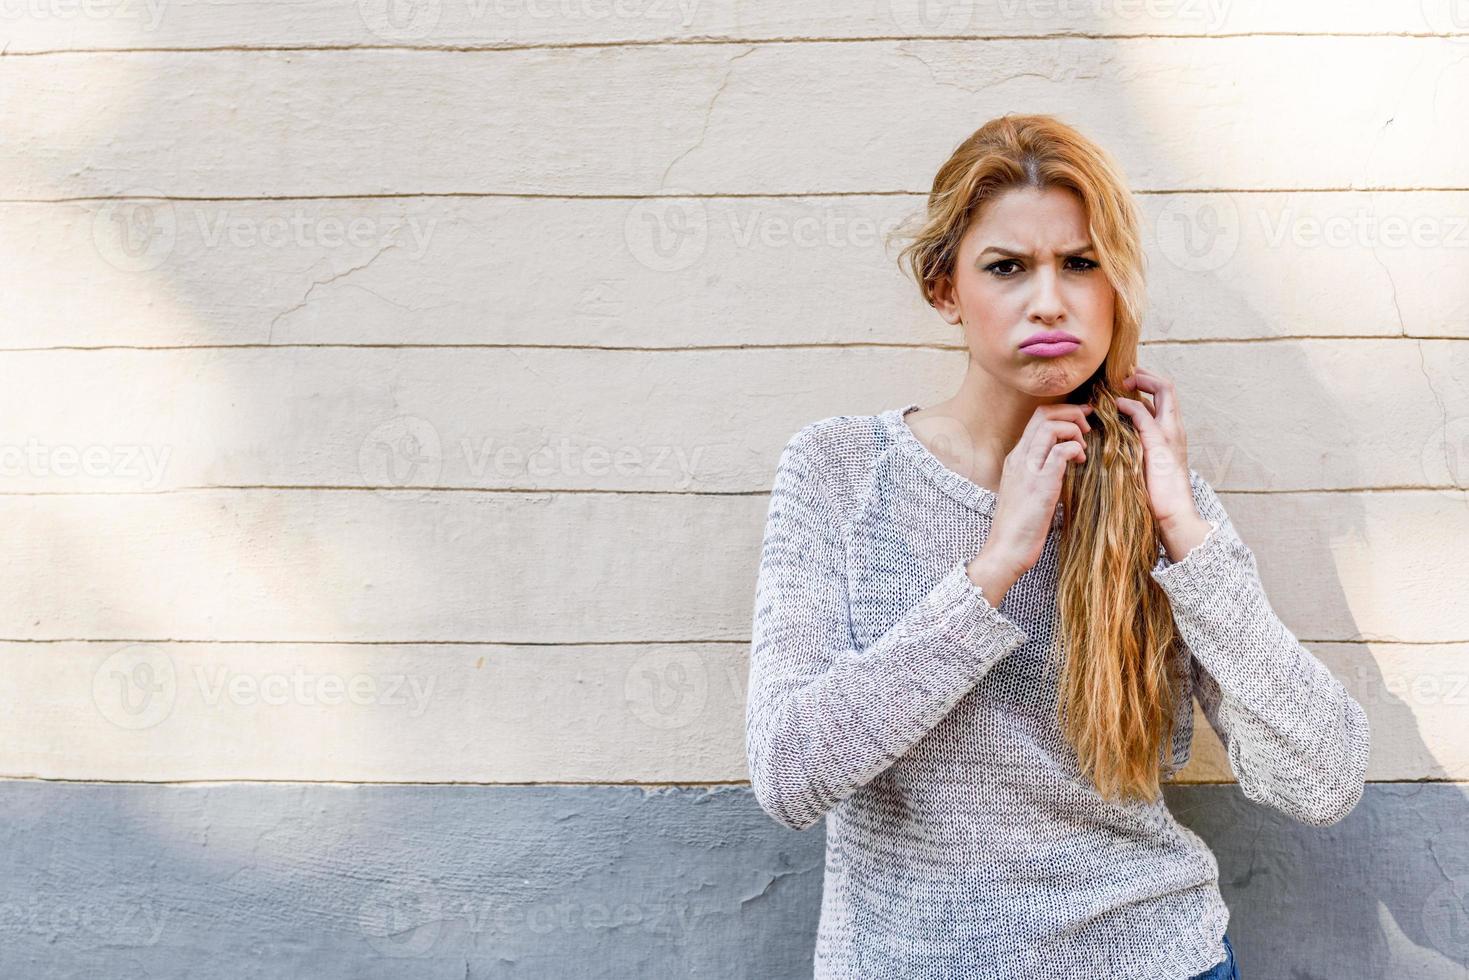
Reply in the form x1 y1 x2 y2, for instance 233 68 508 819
0 4 1465 791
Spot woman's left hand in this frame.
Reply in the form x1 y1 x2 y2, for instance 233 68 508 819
1115 367 1205 536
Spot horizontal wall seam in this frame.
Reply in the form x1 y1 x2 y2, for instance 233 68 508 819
5 186 1469 204
6 32 1469 58
1 336 1465 353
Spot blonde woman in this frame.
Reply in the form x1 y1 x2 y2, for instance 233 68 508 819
744 114 1369 980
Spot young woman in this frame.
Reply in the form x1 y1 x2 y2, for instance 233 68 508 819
744 115 1370 980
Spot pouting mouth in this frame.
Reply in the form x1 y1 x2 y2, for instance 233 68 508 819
1018 331 1081 348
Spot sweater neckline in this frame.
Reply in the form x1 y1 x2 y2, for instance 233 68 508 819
884 402 1000 516
883 402 1065 528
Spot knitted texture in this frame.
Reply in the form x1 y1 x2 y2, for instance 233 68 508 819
744 403 1371 980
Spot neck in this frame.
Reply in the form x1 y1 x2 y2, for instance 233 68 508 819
932 363 1077 480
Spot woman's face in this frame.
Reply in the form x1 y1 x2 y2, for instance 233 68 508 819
933 185 1114 398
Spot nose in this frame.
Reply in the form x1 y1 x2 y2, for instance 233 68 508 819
1028 265 1066 323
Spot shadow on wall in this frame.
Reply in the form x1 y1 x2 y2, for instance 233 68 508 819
2 8 1466 980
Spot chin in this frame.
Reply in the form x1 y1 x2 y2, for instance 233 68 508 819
1020 360 1083 394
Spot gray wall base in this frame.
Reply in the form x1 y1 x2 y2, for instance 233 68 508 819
0 782 1462 978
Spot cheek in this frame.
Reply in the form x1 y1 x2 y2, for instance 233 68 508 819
1064 281 1115 340
961 276 1020 324
1083 280 1115 318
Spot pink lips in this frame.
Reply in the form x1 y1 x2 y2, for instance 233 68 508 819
1019 330 1081 358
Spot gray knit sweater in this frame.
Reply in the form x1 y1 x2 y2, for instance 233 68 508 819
744 402 1371 980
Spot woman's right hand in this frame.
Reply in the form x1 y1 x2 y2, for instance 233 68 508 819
967 401 1093 602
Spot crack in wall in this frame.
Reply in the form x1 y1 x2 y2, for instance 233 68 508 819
266 244 400 344
657 45 757 192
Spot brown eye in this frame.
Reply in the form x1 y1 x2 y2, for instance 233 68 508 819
986 259 1021 278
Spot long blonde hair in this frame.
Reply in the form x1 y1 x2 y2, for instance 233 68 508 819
890 113 1183 803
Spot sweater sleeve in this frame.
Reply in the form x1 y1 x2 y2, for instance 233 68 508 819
1150 468 1371 827
745 425 1031 832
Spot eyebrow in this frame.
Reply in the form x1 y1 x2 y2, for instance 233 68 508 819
977 242 1096 260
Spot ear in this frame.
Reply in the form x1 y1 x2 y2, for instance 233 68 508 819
931 274 962 326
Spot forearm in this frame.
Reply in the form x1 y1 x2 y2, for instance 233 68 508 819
1173 578 1370 826
748 560 1029 831
965 549 1022 609
1151 481 1371 826
1157 509 1213 564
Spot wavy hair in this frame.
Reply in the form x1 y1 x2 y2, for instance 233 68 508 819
888 113 1183 804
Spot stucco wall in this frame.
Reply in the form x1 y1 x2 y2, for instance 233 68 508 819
1 2 1466 976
